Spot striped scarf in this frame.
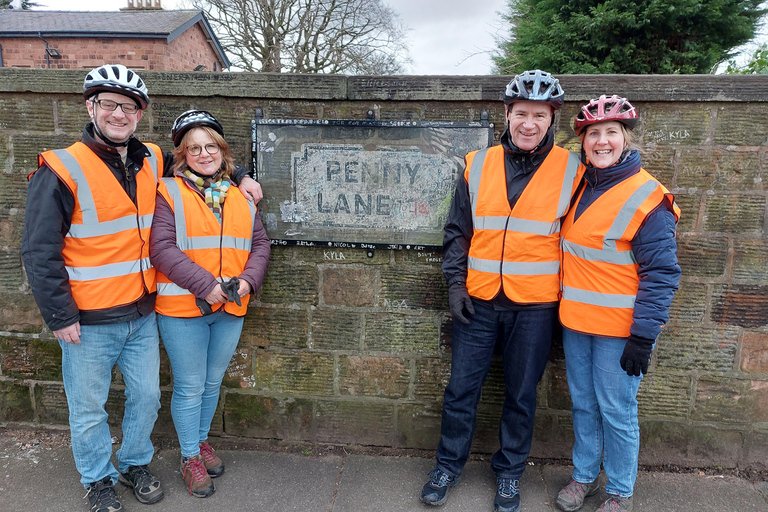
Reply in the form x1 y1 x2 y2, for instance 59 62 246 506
183 168 231 222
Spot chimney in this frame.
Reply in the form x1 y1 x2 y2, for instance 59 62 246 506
124 0 163 10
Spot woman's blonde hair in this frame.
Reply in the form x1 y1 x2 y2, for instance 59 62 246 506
170 126 235 177
578 122 639 152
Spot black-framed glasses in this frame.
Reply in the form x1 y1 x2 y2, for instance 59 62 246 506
92 98 140 115
186 143 220 156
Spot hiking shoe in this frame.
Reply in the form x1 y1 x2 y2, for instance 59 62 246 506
199 441 225 478
494 477 520 512
180 454 215 498
85 476 122 512
556 479 599 511
595 494 633 512
119 464 164 504
420 467 461 506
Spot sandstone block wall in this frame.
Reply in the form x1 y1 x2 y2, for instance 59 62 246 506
1 69 766 469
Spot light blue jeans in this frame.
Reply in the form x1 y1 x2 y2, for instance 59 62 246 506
158 310 244 458
59 312 161 488
562 327 647 498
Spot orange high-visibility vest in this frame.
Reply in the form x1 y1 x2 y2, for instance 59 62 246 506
559 169 681 338
38 141 161 311
465 144 584 303
155 177 256 318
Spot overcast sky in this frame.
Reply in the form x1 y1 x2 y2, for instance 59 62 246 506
34 0 508 75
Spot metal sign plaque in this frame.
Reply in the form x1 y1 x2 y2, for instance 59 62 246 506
252 117 493 249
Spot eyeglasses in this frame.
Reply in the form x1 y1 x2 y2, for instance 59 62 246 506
92 99 140 115
186 143 220 156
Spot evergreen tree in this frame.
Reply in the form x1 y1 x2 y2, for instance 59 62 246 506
493 0 766 74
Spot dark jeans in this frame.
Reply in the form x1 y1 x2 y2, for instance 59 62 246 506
435 302 555 479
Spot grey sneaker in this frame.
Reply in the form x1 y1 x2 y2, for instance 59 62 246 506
119 464 164 504
420 468 461 506
85 476 122 512
595 494 633 512
556 479 599 511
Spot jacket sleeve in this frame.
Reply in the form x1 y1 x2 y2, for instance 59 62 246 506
441 170 473 288
149 193 219 299
21 166 81 331
238 210 271 294
630 205 681 340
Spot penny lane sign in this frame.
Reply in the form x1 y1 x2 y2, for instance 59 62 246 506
252 115 493 252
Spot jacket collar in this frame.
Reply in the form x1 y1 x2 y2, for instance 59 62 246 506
81 122 151 166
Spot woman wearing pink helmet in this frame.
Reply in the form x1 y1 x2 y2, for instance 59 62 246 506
555 96 681 512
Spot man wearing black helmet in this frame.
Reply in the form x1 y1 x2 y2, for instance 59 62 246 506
420 70 584 512
20 64 262 512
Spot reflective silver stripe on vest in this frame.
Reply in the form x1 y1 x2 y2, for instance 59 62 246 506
66 257 152 281
604 179 658 250
562 285 636 309
561 239 637 265
68 214 153 238
161 178 254 253
556 152 582 218
468 256 559 276
467 147 488 218
157 282 192 296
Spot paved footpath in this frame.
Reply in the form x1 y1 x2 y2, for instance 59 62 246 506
1 428 767 512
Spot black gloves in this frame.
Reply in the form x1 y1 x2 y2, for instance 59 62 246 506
221 276 242 306
620 334 655 377
448 284 474 324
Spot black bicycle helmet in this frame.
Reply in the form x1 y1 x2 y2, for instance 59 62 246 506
83 64 149 109
503 69 564 110
171 110 224 147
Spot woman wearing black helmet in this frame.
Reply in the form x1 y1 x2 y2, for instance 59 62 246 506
555 96 681 512
149 110 271 498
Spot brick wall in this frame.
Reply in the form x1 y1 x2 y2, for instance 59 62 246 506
1 68 767 470
0 23 222 71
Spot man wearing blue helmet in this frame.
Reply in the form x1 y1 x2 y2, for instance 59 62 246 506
21 64 262 512
421 70 585 512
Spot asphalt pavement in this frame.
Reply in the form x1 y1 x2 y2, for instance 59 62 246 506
1 427 767 512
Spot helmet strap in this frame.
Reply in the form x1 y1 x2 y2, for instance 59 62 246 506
92 122 130 148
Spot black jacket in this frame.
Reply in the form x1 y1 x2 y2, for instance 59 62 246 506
441 128 558 311
21 123 250 331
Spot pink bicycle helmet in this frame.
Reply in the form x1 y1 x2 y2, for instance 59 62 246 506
573 95 638 135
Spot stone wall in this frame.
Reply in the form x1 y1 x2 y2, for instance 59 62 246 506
1 68 767 470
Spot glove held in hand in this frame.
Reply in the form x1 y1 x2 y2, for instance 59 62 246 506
619 334 654 377
448 284 474 324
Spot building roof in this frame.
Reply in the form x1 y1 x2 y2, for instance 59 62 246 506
0 10 230 68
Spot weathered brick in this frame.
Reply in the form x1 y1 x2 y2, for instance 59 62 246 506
338 355 410 398
713 103 768 146
241 306 309 349
309 309 363 350
531 413 574 460
667 282 707 324
398 249 444 266
321 267 378 307
713 148 765 191
0 336 61 380
413 357 451 401
640 420 742 467
656 326 738 372
703 194 765 234
732 241 768 281
671 192 701 234
546 361 571 412
637 372 690 418
0 379 33 422
711 285 768 328
11 134 78 172
34 382 68 425
153 390 175 436
158 344 172 388
380 266 448 310
675 234 728 278
253 351 334 395
742 430 768 468
258 263 319 305
223 345 254 389
640 146 676 187
0 94 59 133
740 331 768 374
223 393 313 441
364 313 440 354
642 104 710 146
396 402 442 449
693 377 768 423
0 292 46 333
295 245 390 264
315 400 395 445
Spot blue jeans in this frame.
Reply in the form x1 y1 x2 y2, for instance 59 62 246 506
435 302 555 479
562 328 646 498
59 312 161 488
158 310 244 458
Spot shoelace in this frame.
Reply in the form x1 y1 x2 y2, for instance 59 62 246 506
428 468 454 487
129 465 155 488
85 482 119 508
603 496 624 511
498 478 520 498
199 443 217 465
183 457 209 482
564 480 588 497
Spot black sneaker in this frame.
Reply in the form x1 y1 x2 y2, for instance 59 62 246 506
85 476 122 512
420 467 461 506
494 477 521 512
118 464 165 504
